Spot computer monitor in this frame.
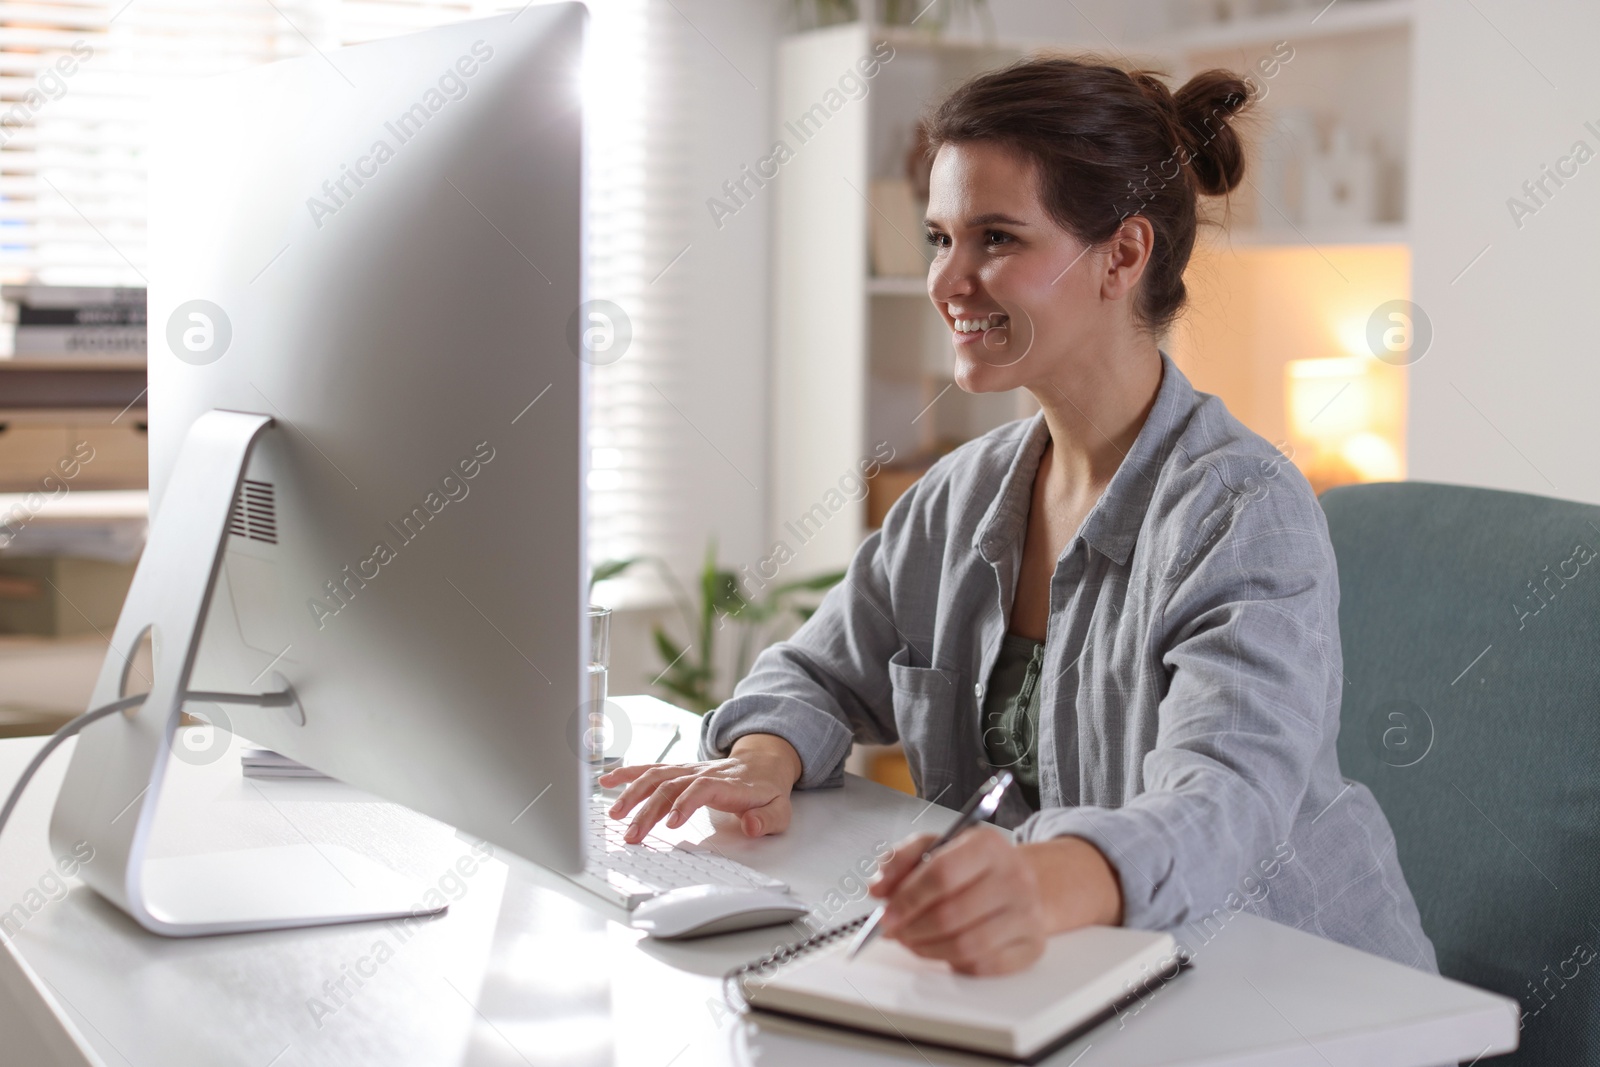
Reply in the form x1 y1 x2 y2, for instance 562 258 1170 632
48 4 589 936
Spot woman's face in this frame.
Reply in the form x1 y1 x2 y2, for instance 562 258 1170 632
925 141 1130 394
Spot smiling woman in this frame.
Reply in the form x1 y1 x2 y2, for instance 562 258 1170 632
921 57 1254 386
608 53 1437 981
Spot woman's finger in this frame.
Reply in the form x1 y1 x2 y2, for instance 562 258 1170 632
905 910 1019 967
598 762 658 788
623 773 700 843
893 869 1012 948
608 764 694 820
666 777 754 828
867 833 940 898
901 885 1040 963
880 831 995 935
948 931 1046 977
738 792 792 837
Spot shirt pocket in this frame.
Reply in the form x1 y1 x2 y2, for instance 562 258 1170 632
887 644 964 801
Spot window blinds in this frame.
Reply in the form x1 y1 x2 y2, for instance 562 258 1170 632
0 0 687 605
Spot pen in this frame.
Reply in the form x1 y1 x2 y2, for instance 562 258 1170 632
846 770 1015 961
652 725 682 764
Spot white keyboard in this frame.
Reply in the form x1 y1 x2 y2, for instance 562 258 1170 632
565 797 788 909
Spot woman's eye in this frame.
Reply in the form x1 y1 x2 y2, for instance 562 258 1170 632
985 230 1014 247
925 230 950 249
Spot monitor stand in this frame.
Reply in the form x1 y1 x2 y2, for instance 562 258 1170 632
47 410 444 937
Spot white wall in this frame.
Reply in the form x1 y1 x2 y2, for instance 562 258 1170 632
1408 0 1600 504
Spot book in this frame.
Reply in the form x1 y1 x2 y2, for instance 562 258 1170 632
12 325 147 357
725 915 1182 1062
2 285 149 360
18 304 147 327
240 748 332 780
0 284 145 309
241 766 333 780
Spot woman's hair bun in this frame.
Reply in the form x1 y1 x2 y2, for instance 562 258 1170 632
1171 68 1253 197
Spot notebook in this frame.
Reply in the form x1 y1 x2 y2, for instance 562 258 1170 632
725 916 1183 1063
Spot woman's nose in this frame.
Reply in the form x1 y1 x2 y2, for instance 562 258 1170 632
928 256 975 303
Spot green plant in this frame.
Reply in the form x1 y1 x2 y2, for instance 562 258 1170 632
789 0 859 30
879 0 990 30
591 542 845 715
789 0 993 32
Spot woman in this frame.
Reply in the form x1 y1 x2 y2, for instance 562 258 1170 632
602 56 1437 978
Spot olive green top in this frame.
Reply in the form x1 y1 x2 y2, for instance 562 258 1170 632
981 632 1046 811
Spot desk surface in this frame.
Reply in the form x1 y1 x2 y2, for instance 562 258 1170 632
1 696 1517 1067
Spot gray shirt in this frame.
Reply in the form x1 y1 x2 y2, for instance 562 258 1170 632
701 351 1437 972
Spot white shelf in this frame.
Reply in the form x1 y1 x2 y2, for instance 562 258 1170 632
784 22 1052 57
0 488 147 522
868 25 1053 56
867 275 929 296
1149 0 1413 55
1204 222 1408 249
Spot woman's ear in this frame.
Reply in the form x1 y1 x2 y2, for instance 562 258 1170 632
1098 215 1155 303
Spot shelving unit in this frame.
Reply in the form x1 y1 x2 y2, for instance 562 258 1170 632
769 23 1040 574
0 358 148 734
1146 0 1413 53
1147 1 1415 490
1202 222 1408 249
0 361 147 491
0 360 148 416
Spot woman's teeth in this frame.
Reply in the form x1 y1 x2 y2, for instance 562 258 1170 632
954 316 1006 333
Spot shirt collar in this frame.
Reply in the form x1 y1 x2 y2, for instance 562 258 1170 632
973 349 1195 568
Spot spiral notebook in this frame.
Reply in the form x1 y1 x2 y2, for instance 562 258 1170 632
724 916 1183 1062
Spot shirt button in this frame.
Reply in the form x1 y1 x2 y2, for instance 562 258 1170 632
974 683 984 700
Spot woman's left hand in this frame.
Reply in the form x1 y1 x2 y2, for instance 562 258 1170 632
868 828 1124 976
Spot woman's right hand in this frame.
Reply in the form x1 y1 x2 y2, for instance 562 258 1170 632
597 733 803 844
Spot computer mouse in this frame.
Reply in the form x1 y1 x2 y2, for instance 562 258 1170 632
630 885 810 940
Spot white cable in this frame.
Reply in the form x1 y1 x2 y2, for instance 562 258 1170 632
0 686 296 843
186 690 293 707
0 694 147 842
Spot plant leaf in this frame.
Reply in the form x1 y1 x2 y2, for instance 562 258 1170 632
652 627 685 669
658 675 698 705
770 569 848 596
709 570 749 617
590 557 641 588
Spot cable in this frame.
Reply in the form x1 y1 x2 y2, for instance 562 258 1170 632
0 693 147 843
0 685 297 844
186 690 294 707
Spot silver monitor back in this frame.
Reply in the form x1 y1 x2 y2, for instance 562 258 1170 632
88 6 586 891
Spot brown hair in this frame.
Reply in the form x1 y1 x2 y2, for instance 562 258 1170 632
924 56 1254 336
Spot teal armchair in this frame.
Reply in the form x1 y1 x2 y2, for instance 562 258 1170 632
1321 481 1600 1065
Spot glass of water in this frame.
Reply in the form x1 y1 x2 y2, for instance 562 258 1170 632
585 605 620 778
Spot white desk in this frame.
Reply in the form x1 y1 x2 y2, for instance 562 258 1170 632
1 696 1517 1067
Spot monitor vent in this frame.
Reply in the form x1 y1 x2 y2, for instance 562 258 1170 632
229 479 278 544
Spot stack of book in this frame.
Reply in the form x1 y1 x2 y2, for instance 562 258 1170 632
240 748 333 780
2 284 146 361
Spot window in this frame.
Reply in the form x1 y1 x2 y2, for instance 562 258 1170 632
0 0 688 603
